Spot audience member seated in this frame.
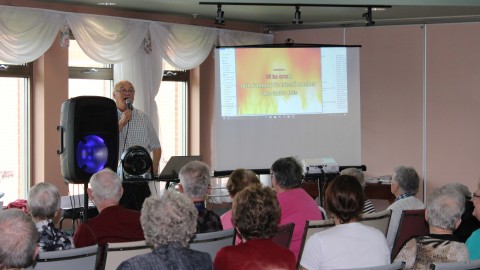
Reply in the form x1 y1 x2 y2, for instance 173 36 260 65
214 184 296 270
28 182 74 252
386 166 425 250
73 168 144 248
449 183 480 242
394 185 469 269
220 168 261 230
0 209 39 270
178 160 223 233
340 167 376 214
466 181 480 260
271 156 323 260
117 191 213 270
300 175 390 270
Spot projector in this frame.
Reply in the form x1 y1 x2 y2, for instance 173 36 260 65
302 158 339 174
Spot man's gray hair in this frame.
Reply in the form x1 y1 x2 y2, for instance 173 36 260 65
179 161 210 199
393 166 420 194
28 182 61 220
141 191 197 247
427 185 465 231
89 168 123 202
0 209 38 269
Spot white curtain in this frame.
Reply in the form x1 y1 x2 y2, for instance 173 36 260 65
0 5 274 134
149 23 218 70
0 6 65 63
66 14 149 64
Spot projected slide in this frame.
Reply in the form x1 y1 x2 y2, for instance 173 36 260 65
219 47 348 118
213 45 361 171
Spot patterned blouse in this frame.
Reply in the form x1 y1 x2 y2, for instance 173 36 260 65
394 234 469 269
36 219 75 252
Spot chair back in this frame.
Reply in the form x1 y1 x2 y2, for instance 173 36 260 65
338 261 405 270
272 222 295 248
102 240 152 270
297 218 335 268
429 259 480 270
391 209 429 261
26 244 100 270
189 228 235 261
360 209 392 237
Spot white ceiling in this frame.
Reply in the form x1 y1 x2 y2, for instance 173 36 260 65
29 0 480 30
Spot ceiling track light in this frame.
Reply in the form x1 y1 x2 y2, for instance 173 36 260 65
214 4 225 25
363 7 375 26
292 5 303 25
199 2 391 25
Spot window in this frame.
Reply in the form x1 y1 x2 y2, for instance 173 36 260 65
0 62 31 204
68 40 113 99
156 64 189 169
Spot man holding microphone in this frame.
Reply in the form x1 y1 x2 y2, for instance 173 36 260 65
113 80 161 210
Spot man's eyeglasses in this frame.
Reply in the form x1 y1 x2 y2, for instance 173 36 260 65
472 193 480 200
116 89 135 94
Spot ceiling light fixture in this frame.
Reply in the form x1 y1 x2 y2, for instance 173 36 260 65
199 2 391 25
292 5 303 25
363 7 375 26
214 4 225 25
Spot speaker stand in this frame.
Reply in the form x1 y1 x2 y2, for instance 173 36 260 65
83 184 88 223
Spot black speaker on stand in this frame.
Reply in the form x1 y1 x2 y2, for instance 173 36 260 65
57 96 119 222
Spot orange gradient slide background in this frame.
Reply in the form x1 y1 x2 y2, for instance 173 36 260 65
235 47 322 115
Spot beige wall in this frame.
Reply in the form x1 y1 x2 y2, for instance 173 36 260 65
32 32 69 195
199 50 215 166
273 23 480 198
425 23 480 194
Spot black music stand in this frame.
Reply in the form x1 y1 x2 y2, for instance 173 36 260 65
157 155 202 189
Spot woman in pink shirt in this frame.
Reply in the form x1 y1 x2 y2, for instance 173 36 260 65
271 156 324 261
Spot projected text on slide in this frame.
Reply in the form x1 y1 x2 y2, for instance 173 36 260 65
219 47 348 118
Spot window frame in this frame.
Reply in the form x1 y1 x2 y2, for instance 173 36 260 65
0 62 32 200
69 67 113 80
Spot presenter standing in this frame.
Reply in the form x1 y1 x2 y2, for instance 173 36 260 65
113 80 162 210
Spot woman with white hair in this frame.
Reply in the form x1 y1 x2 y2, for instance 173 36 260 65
386 166 425 250
28 182 74 252
117 190 213 270
394 185 469 269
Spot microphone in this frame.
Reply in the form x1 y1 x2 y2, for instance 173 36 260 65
126 99 132 110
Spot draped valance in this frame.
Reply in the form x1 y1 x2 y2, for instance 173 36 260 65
0 5 273 134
